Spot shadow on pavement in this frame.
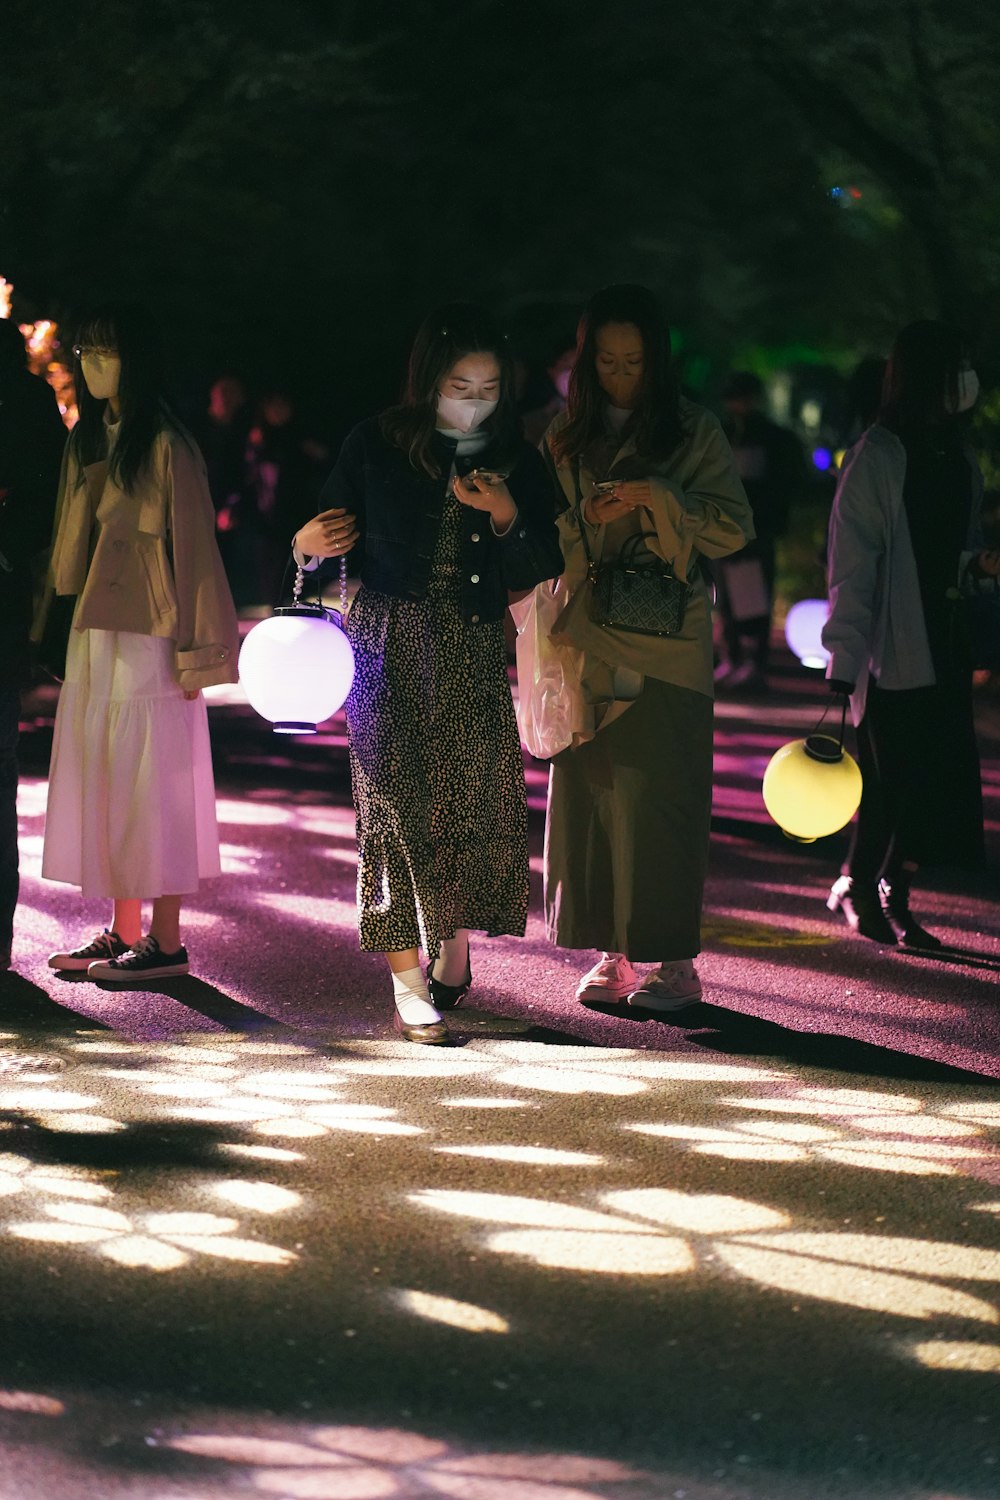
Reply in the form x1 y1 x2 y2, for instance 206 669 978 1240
580 991 996 1083
0 971 111 1032
902 943 1000 973
0 1114 244 1175
88 975 290 1033
675 1000 998 1084
446 1005 596 1047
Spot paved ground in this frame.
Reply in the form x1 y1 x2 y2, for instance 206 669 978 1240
1 651 999 1499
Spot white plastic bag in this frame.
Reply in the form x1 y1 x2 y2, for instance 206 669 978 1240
510 578 586 759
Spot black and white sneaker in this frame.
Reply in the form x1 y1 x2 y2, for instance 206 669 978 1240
49 929 129 972
88 935 190 982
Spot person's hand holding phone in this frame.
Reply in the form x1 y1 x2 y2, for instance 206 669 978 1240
453 470 517 530
582 480 638 526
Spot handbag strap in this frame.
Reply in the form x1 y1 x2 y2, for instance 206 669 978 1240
615 530 686 582
571 459 600 582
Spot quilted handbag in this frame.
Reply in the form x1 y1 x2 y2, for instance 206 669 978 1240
580 521 689 637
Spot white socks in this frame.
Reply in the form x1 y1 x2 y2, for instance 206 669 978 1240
432 930 471 986
391 965 441 1025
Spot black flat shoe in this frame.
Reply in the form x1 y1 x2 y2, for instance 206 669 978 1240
827 876 898 944
427 960 472 1010
878 878 942 950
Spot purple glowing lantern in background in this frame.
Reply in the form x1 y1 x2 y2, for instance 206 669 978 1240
784 598 831 670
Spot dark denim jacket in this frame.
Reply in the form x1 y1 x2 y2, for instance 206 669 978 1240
311 418 563 623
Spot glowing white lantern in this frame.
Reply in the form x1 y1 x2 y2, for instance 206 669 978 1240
239 565 355 734
762 732 862 843
785 598 830 669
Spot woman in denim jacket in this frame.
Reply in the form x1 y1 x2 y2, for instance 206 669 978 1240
295 305 562 1042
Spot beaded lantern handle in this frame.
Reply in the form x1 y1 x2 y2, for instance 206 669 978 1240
292 556 349 620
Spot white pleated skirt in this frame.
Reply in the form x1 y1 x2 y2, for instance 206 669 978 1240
42 626 222 899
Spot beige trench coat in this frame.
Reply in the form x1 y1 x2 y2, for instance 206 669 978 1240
541 400 754 740
38 425 239 692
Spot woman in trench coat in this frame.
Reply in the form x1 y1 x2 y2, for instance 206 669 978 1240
542 284 753 1012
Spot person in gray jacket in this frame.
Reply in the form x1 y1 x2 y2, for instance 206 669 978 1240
822 320 999 948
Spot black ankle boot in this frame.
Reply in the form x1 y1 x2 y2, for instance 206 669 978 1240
878 876 942 950
827 875 898 944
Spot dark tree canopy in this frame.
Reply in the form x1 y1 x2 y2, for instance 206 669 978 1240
2 0 997 422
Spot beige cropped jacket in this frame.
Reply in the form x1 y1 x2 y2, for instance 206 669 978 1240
41 423 239 692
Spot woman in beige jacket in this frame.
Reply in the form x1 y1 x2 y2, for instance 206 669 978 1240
542 285 753 1011
38 303 238 982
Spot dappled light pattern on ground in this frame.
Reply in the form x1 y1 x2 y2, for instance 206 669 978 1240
0 1035 997 1368
0 1389 65 1416
9 1200 297 1270
627 1084 1000 1178
411 1184 1000 1321
0 1033 996 1496
157 1425 651 1499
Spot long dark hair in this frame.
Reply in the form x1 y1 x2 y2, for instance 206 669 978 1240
550 284 685 467
879 319 969 438
380 302 521 478
70 301 175 493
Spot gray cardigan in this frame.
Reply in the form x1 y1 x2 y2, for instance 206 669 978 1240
822 424 984 722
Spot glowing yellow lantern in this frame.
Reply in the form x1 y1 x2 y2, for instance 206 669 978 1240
762 731 862 842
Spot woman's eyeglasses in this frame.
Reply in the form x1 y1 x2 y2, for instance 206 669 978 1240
72 345 119 360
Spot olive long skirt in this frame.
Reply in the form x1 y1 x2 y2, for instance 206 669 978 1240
544 677 713 962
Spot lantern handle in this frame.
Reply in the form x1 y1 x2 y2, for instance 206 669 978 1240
289 557 349 624
804 692 849 764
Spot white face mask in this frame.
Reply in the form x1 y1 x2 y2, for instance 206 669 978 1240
436 394 499 433
81 353 121 402
952 368 979 413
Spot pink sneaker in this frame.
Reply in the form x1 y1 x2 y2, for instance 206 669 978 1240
628 960 702 1012
576 953 639 1004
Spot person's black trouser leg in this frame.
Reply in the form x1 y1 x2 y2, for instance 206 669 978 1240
712 564 743 667
844 701 894 883
0 690 20 958
748 538 777 674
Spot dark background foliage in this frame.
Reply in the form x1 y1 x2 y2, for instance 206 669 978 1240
2 0 997 436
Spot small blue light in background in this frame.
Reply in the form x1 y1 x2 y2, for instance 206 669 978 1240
812 447 833 471
829 186 843 199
